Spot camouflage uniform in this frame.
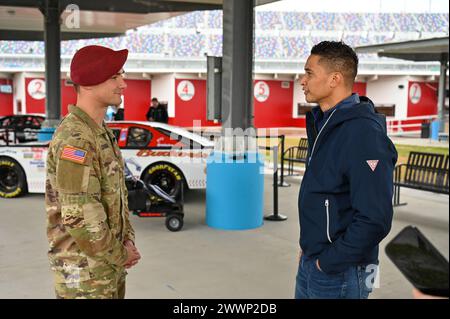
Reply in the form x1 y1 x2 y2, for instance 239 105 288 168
46 105 135 299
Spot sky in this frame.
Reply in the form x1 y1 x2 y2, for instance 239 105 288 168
258 0 449 13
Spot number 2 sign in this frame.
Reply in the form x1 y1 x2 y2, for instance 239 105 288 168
409 83 422 105
27 79 46 100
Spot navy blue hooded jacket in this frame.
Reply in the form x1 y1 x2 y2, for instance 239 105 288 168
298 94 398 274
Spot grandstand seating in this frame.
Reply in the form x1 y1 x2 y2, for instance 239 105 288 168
207 11 222 29
416 13 448 32
209 35 223 56
255 36 281 59
0 11 448 60
256 11 283 30
123 34 164 54
170 34 206 57
174 11 205 28
281 37 310 59
341 13 366 32
282 12 313 31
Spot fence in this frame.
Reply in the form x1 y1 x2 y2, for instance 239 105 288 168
386 115 438 137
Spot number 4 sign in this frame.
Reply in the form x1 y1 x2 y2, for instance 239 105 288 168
177 80 195 101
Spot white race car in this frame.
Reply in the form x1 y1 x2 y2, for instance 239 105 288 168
0 121 214 198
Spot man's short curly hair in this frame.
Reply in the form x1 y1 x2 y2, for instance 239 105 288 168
311 41 359 88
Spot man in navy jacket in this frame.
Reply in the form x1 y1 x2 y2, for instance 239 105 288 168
295 41 397 299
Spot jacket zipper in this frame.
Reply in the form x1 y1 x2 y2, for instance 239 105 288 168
325 199 333 243
308 109 337 165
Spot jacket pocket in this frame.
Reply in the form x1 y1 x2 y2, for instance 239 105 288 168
325 198 333 243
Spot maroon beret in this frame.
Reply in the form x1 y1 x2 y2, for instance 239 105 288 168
70 45 128 86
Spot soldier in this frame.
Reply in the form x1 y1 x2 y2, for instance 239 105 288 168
46 45 141 299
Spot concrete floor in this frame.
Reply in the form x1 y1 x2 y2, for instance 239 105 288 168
0 175 448 299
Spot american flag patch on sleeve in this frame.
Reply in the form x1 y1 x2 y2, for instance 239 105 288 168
60 146 87 164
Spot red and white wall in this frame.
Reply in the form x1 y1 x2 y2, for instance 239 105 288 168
153 74 307 128
24 77 77 115
2 72 440 130
122 78 152 121
367 75 439 132
407 79 438 117
0 75 13 116
254 76 304 128
11 73 152 120
167 75 305 128
151 73 176 119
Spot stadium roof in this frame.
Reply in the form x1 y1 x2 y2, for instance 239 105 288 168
355 37 449 62
0 0 278 40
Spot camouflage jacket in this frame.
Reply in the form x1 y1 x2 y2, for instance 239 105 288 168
46 105 135 283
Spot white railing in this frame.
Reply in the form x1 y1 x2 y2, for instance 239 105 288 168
386 115 437 136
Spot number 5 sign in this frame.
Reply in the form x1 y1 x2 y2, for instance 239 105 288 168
177 80 195 101
254 81 270 102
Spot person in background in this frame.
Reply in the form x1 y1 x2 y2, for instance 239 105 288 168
146 97 168 123
105 105 117 121
114 104 124 121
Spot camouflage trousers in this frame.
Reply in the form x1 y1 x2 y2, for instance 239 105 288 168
54 270 126 299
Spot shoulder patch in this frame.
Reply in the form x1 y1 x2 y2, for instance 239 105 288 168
60 145 88 164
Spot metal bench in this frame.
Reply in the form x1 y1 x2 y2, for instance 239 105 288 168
283 137 308 176
393 151 449 206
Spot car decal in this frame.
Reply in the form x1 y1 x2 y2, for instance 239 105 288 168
120 130 127 142
136 150 208 159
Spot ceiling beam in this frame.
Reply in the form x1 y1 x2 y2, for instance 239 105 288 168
379 52 449 62
0 0 222 13
0 29 123 41
0 0 43 8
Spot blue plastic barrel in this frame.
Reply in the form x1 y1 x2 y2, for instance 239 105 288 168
37 127 56 142
430 120 440 141
206 151 264 230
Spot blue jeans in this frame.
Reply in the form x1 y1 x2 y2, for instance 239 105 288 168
295 254 375 299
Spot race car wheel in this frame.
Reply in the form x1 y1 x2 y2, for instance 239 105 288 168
0 157 28 198
165 214 183 232
142 163 184 198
